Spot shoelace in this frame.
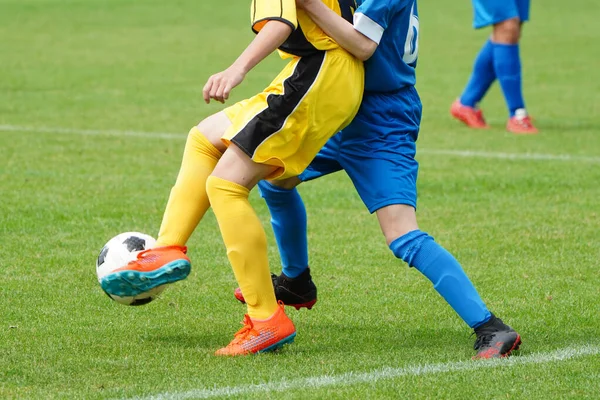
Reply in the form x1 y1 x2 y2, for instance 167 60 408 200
473 333 493 350
229 315 258 345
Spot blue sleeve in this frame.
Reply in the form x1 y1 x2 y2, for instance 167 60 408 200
355 0 409 30
354 0 411 43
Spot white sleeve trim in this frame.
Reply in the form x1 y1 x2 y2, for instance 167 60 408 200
353 12 384 45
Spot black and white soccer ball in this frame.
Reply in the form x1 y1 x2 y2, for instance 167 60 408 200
96 232 165 306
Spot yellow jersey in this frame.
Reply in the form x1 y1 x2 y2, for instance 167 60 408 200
251 0 356 57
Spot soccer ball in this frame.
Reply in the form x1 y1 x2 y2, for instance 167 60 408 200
96 232 166 306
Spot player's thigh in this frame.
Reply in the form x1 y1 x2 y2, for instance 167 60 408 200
298 134 344 183
197 111 232 153
211 143 277 190
472 0 520 29
341 145 418 215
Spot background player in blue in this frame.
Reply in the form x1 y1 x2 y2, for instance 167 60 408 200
450 0 539 134
234 0 522 358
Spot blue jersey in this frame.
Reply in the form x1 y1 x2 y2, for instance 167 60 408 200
353 0 419 93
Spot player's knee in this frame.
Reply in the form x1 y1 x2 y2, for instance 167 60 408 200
195 111 231 152
376 204 419 246
492 18 521 44
185 125 223 161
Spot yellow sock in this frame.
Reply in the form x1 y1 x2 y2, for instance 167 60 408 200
155 127 222 247
206 176 278 319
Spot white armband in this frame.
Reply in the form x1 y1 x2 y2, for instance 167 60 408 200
353 12 384 44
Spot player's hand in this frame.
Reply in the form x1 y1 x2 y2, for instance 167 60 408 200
202 65 247 104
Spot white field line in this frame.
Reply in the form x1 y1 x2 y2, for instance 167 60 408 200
420 148 600 163
126 345 600 400
3 124 600 163
0 124 184 140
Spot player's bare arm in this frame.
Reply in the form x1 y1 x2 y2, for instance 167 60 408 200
203 20 293 104
297 0 377 61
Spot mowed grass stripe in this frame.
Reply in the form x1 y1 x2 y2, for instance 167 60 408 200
127 345 600 400
3 124 600 164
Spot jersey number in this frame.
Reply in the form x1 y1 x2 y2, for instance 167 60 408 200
403 4 419 65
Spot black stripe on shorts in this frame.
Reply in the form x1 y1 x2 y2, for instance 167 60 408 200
231 51 326 157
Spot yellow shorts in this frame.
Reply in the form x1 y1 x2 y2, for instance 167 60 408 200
223 48 364 180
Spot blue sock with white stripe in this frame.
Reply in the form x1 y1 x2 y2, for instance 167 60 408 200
460 39 496 107
390 230 491 328
258 180 308 278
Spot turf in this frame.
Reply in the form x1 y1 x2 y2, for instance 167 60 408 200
1 0 599 399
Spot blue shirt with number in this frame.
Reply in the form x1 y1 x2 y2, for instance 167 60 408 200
354 0 419 93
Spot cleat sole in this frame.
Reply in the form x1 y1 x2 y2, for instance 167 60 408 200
257 332 297 354
101 259 191 297
291 299 317 310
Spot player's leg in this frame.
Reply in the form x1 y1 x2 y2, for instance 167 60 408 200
457 38 495 113
451 0 501 129
207 144 296 356
492 0 537 133
452 33 495 128
259 177 308 279
452 39 494 128
351 158 521 358
100 111 231 295
234 135 345 309
345 146 521 358
347 89 520 358
340 122 493 332
378 205 491 329
382 207 521 358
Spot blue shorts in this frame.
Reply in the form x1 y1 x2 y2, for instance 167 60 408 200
299 86 422 213
473 0 530 29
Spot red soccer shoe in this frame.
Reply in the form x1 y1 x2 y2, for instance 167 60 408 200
450 99 490 129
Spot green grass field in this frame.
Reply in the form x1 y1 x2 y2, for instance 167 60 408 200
2 0 600 398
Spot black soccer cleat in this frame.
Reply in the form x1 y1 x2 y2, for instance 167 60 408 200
473 314 522 359
234 268 317 310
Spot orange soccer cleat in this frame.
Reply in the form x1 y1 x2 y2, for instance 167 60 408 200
215 302 296 356
450 99 490 129
100 246 191 297
506 109 538 134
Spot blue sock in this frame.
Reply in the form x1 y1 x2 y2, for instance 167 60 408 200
492 42 525 117
390 230 491 329
258 181 308 278
460 39 496 107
